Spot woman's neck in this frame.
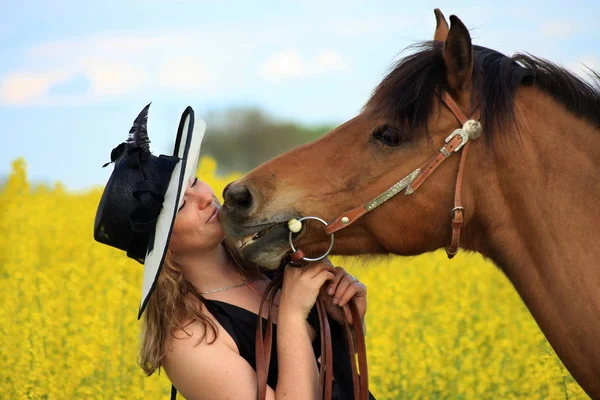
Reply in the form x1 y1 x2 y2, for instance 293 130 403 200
176 243 246 293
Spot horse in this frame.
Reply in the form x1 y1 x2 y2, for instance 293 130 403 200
219 10 600 398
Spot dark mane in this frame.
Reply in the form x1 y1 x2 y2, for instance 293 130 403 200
364 41 600 144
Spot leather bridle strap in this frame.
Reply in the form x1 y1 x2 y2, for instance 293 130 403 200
446 132 471 258
316 295 333 399
255 271 284 400
441 91 468 124
432 92 479 258
343 301 369 400
324 92 481 259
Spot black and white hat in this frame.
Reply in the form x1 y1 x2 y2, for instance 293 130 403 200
94 104 205 319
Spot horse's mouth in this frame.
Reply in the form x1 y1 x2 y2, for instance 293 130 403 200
220 209 305 269
237 221 290 251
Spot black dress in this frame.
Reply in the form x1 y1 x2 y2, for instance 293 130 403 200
170 299 376 399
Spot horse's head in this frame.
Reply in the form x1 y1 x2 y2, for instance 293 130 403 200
220 13 491 269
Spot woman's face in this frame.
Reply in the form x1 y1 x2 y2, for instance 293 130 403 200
169 176 225 255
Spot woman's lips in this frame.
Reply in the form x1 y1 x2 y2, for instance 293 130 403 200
206 207 220 224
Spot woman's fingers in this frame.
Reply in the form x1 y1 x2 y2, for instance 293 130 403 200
331 271 357 305
337 282 366 307
309 262 335 278
326 267 347 295
314 269 336 288
288 261 335 288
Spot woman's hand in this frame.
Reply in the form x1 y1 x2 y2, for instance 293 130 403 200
278 260 336 322
276 260 336 399
319 266 367 326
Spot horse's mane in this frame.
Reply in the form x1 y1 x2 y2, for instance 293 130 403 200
364 41 600 145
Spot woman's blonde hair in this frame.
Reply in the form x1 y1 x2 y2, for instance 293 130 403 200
138 239 257 376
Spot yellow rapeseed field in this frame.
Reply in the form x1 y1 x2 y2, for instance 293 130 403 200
1 158 588 399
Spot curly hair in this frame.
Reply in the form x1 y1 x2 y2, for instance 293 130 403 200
138 239 258 376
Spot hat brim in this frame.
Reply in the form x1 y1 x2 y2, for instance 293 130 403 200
138 107 206 319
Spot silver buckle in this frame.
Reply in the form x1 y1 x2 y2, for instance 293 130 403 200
444 128 469 152
450 206 464 217
444 120 482 153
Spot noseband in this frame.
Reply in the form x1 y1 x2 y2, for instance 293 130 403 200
325 91 481 259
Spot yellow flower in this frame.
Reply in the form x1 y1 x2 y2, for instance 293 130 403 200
0 158 589 399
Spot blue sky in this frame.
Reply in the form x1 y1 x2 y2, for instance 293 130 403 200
1 0 598 190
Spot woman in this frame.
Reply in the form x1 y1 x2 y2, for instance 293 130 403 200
94 104 373 399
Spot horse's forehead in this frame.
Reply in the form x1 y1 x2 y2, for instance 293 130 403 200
327 96 459 146
332 113 385 134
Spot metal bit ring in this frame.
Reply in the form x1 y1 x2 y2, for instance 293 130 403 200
288 216 335 262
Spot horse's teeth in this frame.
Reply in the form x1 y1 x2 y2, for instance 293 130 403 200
240 234 254 248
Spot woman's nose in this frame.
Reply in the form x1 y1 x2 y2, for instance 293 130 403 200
194 189 213 210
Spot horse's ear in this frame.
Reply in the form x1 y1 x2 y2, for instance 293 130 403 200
433 9 449 41
443 15 473 94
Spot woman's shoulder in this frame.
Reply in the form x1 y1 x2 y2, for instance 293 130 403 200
161 315 270 400
163 306 238 361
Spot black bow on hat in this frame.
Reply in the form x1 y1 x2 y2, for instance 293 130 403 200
94 103 179 263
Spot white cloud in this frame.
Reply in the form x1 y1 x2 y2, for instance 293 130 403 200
81 59 147 96
0 31 232 105
260 49 349 82
540 21 575 38
260 49 307 80
157 56 211 92
316 50 348 72
0 69 72 104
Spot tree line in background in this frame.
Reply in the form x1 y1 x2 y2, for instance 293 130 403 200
200 107 335 173
0 108 335 189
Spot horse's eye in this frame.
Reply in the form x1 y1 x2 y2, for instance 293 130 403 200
372 125 406 147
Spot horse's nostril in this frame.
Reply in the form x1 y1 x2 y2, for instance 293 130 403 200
225 184 254 211
222 182 233 200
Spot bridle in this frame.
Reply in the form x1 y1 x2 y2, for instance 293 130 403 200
254 91 481 400
325 91 481 259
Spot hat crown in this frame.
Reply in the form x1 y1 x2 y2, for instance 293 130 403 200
94 104 179 263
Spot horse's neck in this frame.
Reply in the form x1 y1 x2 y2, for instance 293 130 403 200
473 87 600 273
467 86 600 396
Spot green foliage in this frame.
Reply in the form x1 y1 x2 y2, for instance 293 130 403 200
201 107 335 173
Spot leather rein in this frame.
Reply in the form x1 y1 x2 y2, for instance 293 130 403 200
255 250 369 400
254 91 481 400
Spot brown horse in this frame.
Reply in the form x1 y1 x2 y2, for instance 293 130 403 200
220 11 600 398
